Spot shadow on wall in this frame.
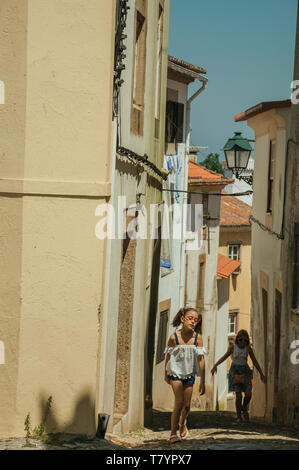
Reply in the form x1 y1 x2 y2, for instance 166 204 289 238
35 390 96 437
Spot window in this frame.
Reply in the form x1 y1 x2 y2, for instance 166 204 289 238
156 309 169 364
131 1 147 135
267 140 276 213
228 311 239 336
292 223 299 311
197 255 206 308
203 194 209 227
165 101 184 144
228 243 241 261
154 3 164 139
262 288 268 377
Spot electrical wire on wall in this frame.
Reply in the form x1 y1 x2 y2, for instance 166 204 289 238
162 188 253 197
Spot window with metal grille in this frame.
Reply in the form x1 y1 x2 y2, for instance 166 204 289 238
156 310 169 364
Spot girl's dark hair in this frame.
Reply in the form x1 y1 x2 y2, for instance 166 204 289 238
235 329 251 346
172 307 202 334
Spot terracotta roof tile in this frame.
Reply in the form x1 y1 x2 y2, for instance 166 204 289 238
188 162 234 185
220 191 252 226
217 253 241 278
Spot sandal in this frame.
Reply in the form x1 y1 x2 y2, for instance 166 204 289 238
170 434 181 443
242 409 249 421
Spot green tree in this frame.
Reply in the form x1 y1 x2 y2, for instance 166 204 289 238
199 153 224 175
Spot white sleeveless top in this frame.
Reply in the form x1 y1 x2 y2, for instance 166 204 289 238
164 331 206 379
232 344 249 366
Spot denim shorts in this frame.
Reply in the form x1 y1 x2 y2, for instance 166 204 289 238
168 375 195 386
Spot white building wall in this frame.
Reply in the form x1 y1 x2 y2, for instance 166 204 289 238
153 79 189 410
215 278 229 410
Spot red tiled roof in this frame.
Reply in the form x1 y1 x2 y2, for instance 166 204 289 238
217 253 241 278
220 192 252 226
188 161 234 185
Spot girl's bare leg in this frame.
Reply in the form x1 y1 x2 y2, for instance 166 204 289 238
179 385 193 436
235 392 243 421
170 380 184 438
242 390 252 420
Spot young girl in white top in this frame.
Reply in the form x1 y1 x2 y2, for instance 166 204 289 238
211 329 266 423
164 307 206 443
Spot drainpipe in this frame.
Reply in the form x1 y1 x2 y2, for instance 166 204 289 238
186 80 207 150
179 78 207 307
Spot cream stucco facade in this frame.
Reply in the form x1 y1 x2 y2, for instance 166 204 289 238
218 227 252 411
218 230 251 335
0 0 116 438
247 108 291 422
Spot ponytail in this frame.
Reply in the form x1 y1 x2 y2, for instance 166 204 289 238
172 308 185 328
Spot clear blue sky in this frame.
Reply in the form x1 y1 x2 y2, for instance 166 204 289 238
168 0 298 160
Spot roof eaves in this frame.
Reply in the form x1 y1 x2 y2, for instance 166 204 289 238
168 61 208 83
234 99 291 122
188 178 235 185
168 55 207 74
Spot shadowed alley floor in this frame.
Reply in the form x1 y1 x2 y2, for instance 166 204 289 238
1 410 298 450
107 410 299 450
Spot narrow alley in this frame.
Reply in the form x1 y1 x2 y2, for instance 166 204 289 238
0 410 298 450
107 410 299 451
0 1 299 452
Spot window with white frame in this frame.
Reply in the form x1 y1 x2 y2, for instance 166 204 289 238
228 311 239 336
228 243 241 261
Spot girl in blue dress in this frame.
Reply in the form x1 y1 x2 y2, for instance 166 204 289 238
211 329 266 423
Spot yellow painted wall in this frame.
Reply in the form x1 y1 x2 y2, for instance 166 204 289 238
219 229 252 373
219 230 251 334
0 0 115 437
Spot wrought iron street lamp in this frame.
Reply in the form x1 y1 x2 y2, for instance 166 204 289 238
223 132 253 184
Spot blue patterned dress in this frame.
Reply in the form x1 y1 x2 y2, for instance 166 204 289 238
228 344 252 393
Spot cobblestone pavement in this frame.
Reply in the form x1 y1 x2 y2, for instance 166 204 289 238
0 434 127 451
1 411 299 450
107 410 299 451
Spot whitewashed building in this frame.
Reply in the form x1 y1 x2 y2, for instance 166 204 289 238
152 56 208 409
